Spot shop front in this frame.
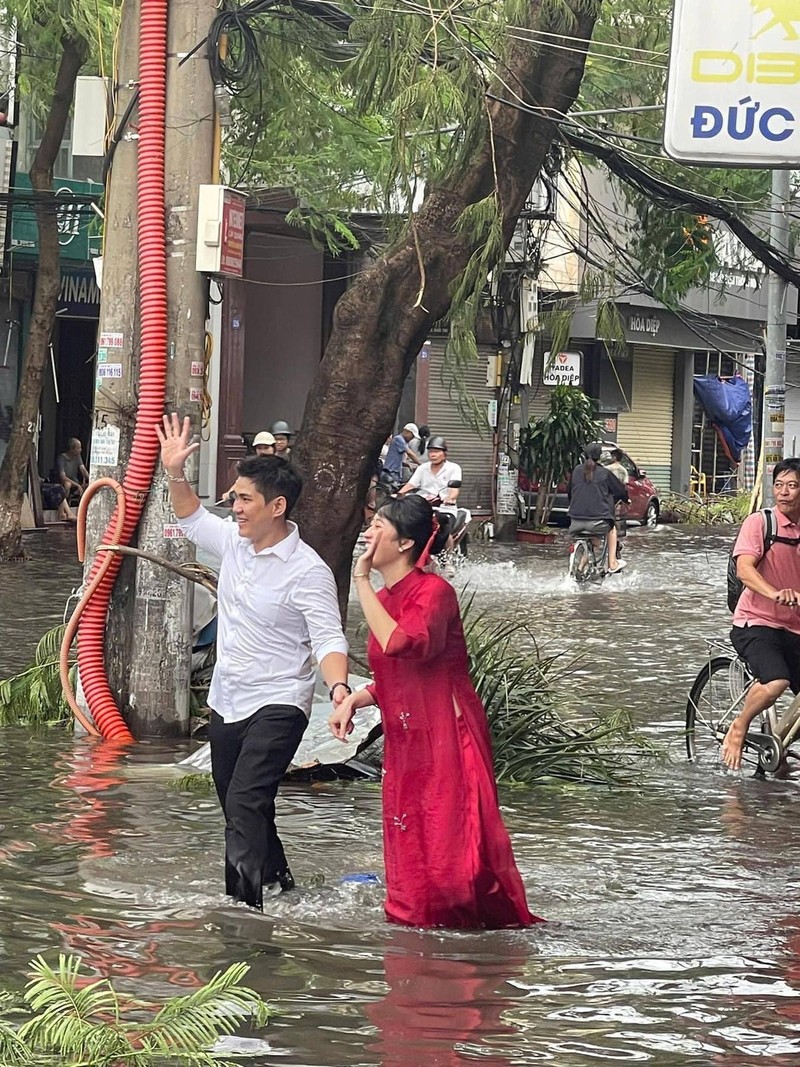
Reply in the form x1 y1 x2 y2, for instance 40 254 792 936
570 300 764 495
8 175 102 477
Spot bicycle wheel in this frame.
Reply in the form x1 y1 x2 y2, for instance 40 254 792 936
685 656 740 763
569 540 593 583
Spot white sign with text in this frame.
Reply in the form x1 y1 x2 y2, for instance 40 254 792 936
664 0 800 165
543 351 582 387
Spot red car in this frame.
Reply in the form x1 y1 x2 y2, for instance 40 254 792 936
520 442 661 527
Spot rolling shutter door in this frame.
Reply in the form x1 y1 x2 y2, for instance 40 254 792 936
616 345 674 492
426 342 495 511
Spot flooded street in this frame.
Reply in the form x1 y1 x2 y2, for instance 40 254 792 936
3 524 800 1064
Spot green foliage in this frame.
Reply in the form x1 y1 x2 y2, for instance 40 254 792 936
575 0 772 303
660 491 751 525
634 209 720 307
222 0 777 312
225 2 599 242
518 385 601 526
0 953 271 1065
171 771 216 795
0 625 72 727
9 1 120 123
464 608 649 785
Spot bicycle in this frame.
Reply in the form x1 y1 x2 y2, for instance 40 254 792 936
685 637 800 773
568 529 622 584
364 473 401 520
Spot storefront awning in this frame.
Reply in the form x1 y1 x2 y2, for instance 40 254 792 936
570 300 763 353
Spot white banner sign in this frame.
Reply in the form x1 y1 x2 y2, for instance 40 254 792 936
91 424 120 468
543 351 581 387
664 0 800 165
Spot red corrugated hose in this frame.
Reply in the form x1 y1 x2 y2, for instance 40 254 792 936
60 0 169 742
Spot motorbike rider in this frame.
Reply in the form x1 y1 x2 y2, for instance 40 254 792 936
399 437 467 557
222 431 277 501
253 431 277 457
568 442 629 574
398 436 461 505
270 421 293 458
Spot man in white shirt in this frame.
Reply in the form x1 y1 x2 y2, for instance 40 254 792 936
398 435 462 504
156 413 349 910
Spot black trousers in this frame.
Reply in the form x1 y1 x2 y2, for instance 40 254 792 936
208 703 307 910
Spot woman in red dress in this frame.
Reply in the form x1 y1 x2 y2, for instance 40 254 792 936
329 495 539 929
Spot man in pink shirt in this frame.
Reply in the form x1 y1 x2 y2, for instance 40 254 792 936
723 459 800 768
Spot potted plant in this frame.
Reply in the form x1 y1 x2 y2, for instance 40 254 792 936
517 385 601 541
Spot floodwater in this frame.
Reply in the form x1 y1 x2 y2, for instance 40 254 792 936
3 523 800 1065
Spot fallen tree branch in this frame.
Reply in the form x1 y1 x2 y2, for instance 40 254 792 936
96 545 219 593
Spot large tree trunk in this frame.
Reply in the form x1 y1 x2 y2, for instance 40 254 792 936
294 2 600 610
0 35 88 560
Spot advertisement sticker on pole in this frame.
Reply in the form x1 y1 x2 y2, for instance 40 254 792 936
664 0 800 166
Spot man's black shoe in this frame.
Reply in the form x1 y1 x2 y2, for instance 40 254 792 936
278 867 295 892
263 868 296 898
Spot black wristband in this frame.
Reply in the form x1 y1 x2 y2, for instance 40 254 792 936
329 681 352 701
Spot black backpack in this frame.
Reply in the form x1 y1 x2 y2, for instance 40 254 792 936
727 509 800 611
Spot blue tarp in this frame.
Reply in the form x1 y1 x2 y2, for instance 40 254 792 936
693 375 752 464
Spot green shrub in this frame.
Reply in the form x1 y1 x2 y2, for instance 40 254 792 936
464 611 650 786
660 491 751 525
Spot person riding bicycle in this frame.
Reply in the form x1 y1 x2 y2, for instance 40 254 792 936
601 446 629 551
567 442 629 574
721 458 800 771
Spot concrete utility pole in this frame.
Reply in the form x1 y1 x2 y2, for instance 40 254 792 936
761 169 792 508
85 0 216 736
125 0 216 736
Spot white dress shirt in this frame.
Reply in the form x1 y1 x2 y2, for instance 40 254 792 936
179 507 348 722
406 459 463 501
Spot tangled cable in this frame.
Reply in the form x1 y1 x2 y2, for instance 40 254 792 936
208 1 274 95
59 479 132 741
207 0 355 95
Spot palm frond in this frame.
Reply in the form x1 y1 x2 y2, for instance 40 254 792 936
461 598 653 786
145 963 270 1053
0 626 72 727
0 954 271 1065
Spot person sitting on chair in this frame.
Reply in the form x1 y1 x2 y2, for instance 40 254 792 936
56 438 89 503
41 479 75 522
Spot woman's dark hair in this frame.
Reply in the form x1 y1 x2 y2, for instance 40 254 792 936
582 441 603 482
377 494 449 561
236 455 302 516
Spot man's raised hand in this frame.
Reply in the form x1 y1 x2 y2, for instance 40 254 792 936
155 413 200 475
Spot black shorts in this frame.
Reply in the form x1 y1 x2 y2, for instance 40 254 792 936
569 519 612 538
730 625 800 692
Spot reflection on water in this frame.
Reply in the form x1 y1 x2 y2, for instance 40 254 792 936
3 525 800 1064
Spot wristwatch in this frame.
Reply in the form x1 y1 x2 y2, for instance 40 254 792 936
329 681 353 701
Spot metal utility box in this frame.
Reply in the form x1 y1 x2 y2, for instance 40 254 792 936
195 185 246 277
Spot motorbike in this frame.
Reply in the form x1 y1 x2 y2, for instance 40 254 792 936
433 480 471 557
